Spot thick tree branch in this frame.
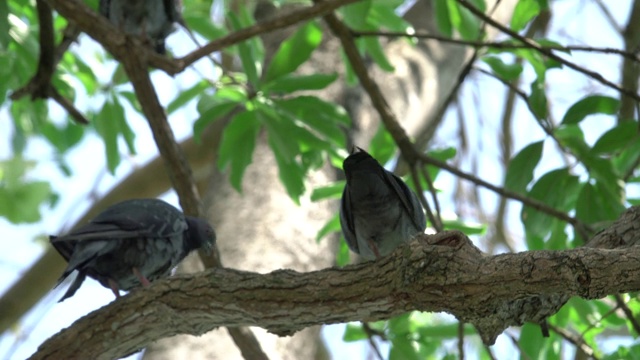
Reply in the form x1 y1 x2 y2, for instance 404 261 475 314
30 216 640 359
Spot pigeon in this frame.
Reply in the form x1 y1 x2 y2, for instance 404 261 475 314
339 148 426 260
98 0 181 54
50 198 216 302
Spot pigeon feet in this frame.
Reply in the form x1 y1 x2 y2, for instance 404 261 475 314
108 278 121 298
133 267 151 287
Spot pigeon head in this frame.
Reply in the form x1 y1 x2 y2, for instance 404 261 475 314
185 217 216 255
343 147 381 181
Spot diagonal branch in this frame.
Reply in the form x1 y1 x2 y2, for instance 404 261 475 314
10 0 88 125
315 2 419 164
457 0 640 102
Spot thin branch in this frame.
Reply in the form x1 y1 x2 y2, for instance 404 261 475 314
614 294 640 335
483 345 498 360
548 324 599 360
419 164 443 231
410 165 441 232
177 0 364 71
351 30 640 62
417 152 591 240
362 323 385 360
593 0 624 34
457 321 465 360
457 0 640 102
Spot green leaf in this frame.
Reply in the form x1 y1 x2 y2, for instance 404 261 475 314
447 0 482 40
217 110 261 192
528 79 547 119
0 158 52 224
511 0 540 31
369 125 396 165
390 336 420 360
193 101 239 143
368 3 413 32
274 96 350 148
183 14 227 40
264 21 323 82
167 81 210 114
561 95 620 125
591 121 639 154
522 168 580 239
0 0 10 49
442 218 486 235
94 102 121 174
336 236 351 266
341 0 372 29
556 124 624 203
40 122 85 154
433 0 453 37
311 181 345 202
505 141 544 193
229 13 260 87
519 323 544 359
0 181 51 223
576 182 625 225
482 56 523 81
316 214 341 242
361 35 394 72
112 96 136 155
613 138 640 176
263 73 338 94
261 109 306 202
343 323 368 341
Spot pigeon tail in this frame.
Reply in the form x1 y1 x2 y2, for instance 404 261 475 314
57 271 87 302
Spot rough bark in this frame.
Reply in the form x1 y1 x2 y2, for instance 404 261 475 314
30 205 640 359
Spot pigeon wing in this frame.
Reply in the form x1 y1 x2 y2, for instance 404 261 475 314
382 171 426 231
339 186 360 254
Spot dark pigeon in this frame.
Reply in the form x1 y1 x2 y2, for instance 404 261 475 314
339 148 426 260
51 198 215 302
98 0 181 54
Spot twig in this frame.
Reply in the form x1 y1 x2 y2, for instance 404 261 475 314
410 165 441 232
418 152 591 239
362 323 385 360
614 294 640 335
483 345 497 360
457 321 465 360
351 30 640 62
419 164 443 231
548 324 599 359
507 333 532 360
167 0 366 73
456 0 640 102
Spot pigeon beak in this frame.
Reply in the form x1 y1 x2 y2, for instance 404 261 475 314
350 146 364 154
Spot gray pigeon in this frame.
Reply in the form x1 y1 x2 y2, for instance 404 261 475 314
50 198 215 302
98 0 181 54
340 148 426 260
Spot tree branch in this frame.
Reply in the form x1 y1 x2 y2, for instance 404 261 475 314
456 0 640 102
30 208 640 359
351 30 640 62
